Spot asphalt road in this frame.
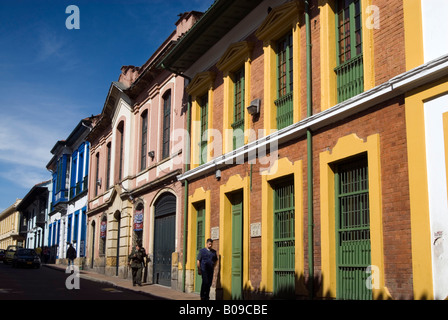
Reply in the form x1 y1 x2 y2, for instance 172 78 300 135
0 261 152 300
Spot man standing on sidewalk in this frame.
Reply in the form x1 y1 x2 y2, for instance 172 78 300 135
197 239 218 301
67 243 76 266
128 242 147 286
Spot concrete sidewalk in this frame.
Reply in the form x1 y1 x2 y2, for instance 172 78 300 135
44 263 200 300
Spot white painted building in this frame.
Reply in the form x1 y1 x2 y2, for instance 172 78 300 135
46 116 99 265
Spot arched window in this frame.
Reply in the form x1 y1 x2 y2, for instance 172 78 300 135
116 121 125 182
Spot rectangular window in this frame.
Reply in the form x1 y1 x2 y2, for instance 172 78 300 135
335 156 372 300
106 143 111 189
275 32 293 130
335 0 364 102
77 146 84 185
199 94 208 165
141 112 148 170
70 153 77 199
95 153 100 197
162 92 171 160
232 68 245 149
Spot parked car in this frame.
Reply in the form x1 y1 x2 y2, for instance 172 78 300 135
0 249 5 262
12 248 41 269
4 245 23 264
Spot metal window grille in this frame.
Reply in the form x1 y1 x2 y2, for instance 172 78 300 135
335 157 372 300
232 68 245 149
162 93 171 160
273 179 295 297
275 32 293 130
141 112 148 170
335 0 364 102
200 94 208 165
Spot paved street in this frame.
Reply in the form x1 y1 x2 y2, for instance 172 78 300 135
0 262 152 300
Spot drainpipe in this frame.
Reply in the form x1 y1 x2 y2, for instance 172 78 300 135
182 95 192 292
160 63 191 292
305 0 314 300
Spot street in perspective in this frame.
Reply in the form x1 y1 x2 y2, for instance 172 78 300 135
1 0 448 305
0 261 152 300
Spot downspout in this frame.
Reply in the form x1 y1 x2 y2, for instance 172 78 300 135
305 0 314 300
182 95 192 292
160 63 191 292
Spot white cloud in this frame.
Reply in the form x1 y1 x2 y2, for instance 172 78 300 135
0 166 50 190
0 92 87 191
0 116 53 168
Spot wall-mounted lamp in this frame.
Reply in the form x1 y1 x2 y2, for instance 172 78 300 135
97 178 102 187
247 99 261 116
215 169 221 180
148 151 155 159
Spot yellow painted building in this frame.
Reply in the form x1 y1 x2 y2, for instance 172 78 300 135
0 199 24 249
159 0 448 300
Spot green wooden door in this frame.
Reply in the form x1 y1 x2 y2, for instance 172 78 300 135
335 157 372 300
273 179 295 297
231 192 243 300
194 203 205 293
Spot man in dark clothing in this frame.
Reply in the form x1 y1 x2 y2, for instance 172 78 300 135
197 239 218 301
67 243 76 266
128 243 146 286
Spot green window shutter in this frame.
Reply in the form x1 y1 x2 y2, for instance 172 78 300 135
273 178 295 297
200 94 208 165
232 68 245 150
335 156 372 300
275 32 294 130
335 0 364 102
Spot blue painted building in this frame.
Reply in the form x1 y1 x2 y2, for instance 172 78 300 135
46 116 98 265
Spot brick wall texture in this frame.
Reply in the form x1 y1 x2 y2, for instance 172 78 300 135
186 0 414 299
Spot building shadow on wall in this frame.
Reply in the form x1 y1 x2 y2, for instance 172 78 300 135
215 268 335 300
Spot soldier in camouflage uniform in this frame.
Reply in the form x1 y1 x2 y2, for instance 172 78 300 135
128 242 147 286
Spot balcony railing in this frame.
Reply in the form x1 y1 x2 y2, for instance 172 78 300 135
275 91 293 130
70 176 89 200
231 118 245 150
335 54 364 103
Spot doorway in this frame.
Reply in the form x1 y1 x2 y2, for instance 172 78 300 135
194 201 205 293
91 221 95 269
153 193 176 286
114 211 121 277
230 191 243 300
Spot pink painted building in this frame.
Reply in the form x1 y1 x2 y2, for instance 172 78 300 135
85 12 203 289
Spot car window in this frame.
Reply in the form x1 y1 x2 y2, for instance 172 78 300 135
17 249 36 255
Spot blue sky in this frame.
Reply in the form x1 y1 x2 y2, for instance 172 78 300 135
0 0 214 212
